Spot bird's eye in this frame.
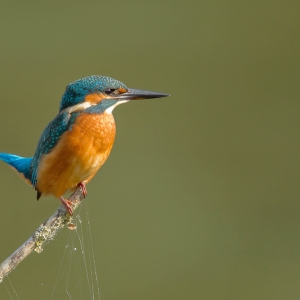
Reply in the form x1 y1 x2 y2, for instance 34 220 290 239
104 88 119 96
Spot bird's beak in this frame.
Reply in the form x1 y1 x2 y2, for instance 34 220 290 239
116 89 170 100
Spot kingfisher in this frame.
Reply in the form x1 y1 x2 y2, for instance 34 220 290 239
0 75 169 214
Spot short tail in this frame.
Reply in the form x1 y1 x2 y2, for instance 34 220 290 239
0 153 32 183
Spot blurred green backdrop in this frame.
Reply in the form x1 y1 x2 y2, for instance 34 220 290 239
0 0 300 299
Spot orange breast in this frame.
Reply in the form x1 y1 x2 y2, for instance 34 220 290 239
36 112 116 197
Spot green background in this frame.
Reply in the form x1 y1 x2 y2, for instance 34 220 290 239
0 1 300 299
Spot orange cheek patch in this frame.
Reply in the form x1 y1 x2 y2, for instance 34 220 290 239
118 87 127 94
85 92 105 104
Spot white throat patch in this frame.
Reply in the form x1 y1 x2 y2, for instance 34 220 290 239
61 99 128 115
105 100 129 114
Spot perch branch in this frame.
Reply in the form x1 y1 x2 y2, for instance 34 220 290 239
0 188 84 282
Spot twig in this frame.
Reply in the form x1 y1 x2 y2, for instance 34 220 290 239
0 188 84 282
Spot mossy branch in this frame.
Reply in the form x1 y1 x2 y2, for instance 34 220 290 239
0 188 84 282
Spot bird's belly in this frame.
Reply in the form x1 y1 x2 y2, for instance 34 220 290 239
36 113 116 197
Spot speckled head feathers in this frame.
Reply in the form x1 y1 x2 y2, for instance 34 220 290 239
59 75 128 112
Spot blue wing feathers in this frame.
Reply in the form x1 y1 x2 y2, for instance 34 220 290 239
0 111 80 188
0 153 32 182
31 111 80 186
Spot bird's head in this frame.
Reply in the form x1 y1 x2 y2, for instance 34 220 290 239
59 75 169 113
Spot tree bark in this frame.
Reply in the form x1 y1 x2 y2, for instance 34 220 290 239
0 188 84 282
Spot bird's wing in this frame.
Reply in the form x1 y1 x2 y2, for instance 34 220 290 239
30 111 80 187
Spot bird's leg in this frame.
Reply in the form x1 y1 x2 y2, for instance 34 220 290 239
78 182 87 198
59 197 73 215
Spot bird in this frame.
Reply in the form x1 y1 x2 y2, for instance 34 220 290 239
0 75 169 215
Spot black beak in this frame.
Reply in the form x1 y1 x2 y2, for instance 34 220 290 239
117 88 170 100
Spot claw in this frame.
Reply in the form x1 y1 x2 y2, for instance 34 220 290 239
59 197 73 215
78 182 87 198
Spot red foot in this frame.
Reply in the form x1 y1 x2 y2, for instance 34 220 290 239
78 182 88 198
59 197 73 215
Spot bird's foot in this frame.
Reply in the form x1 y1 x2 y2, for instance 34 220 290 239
59 197 73 215
78 182 87 198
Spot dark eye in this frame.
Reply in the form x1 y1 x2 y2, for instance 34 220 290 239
104 88 119 96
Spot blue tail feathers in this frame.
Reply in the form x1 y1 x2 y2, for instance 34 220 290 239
0 153 32 182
